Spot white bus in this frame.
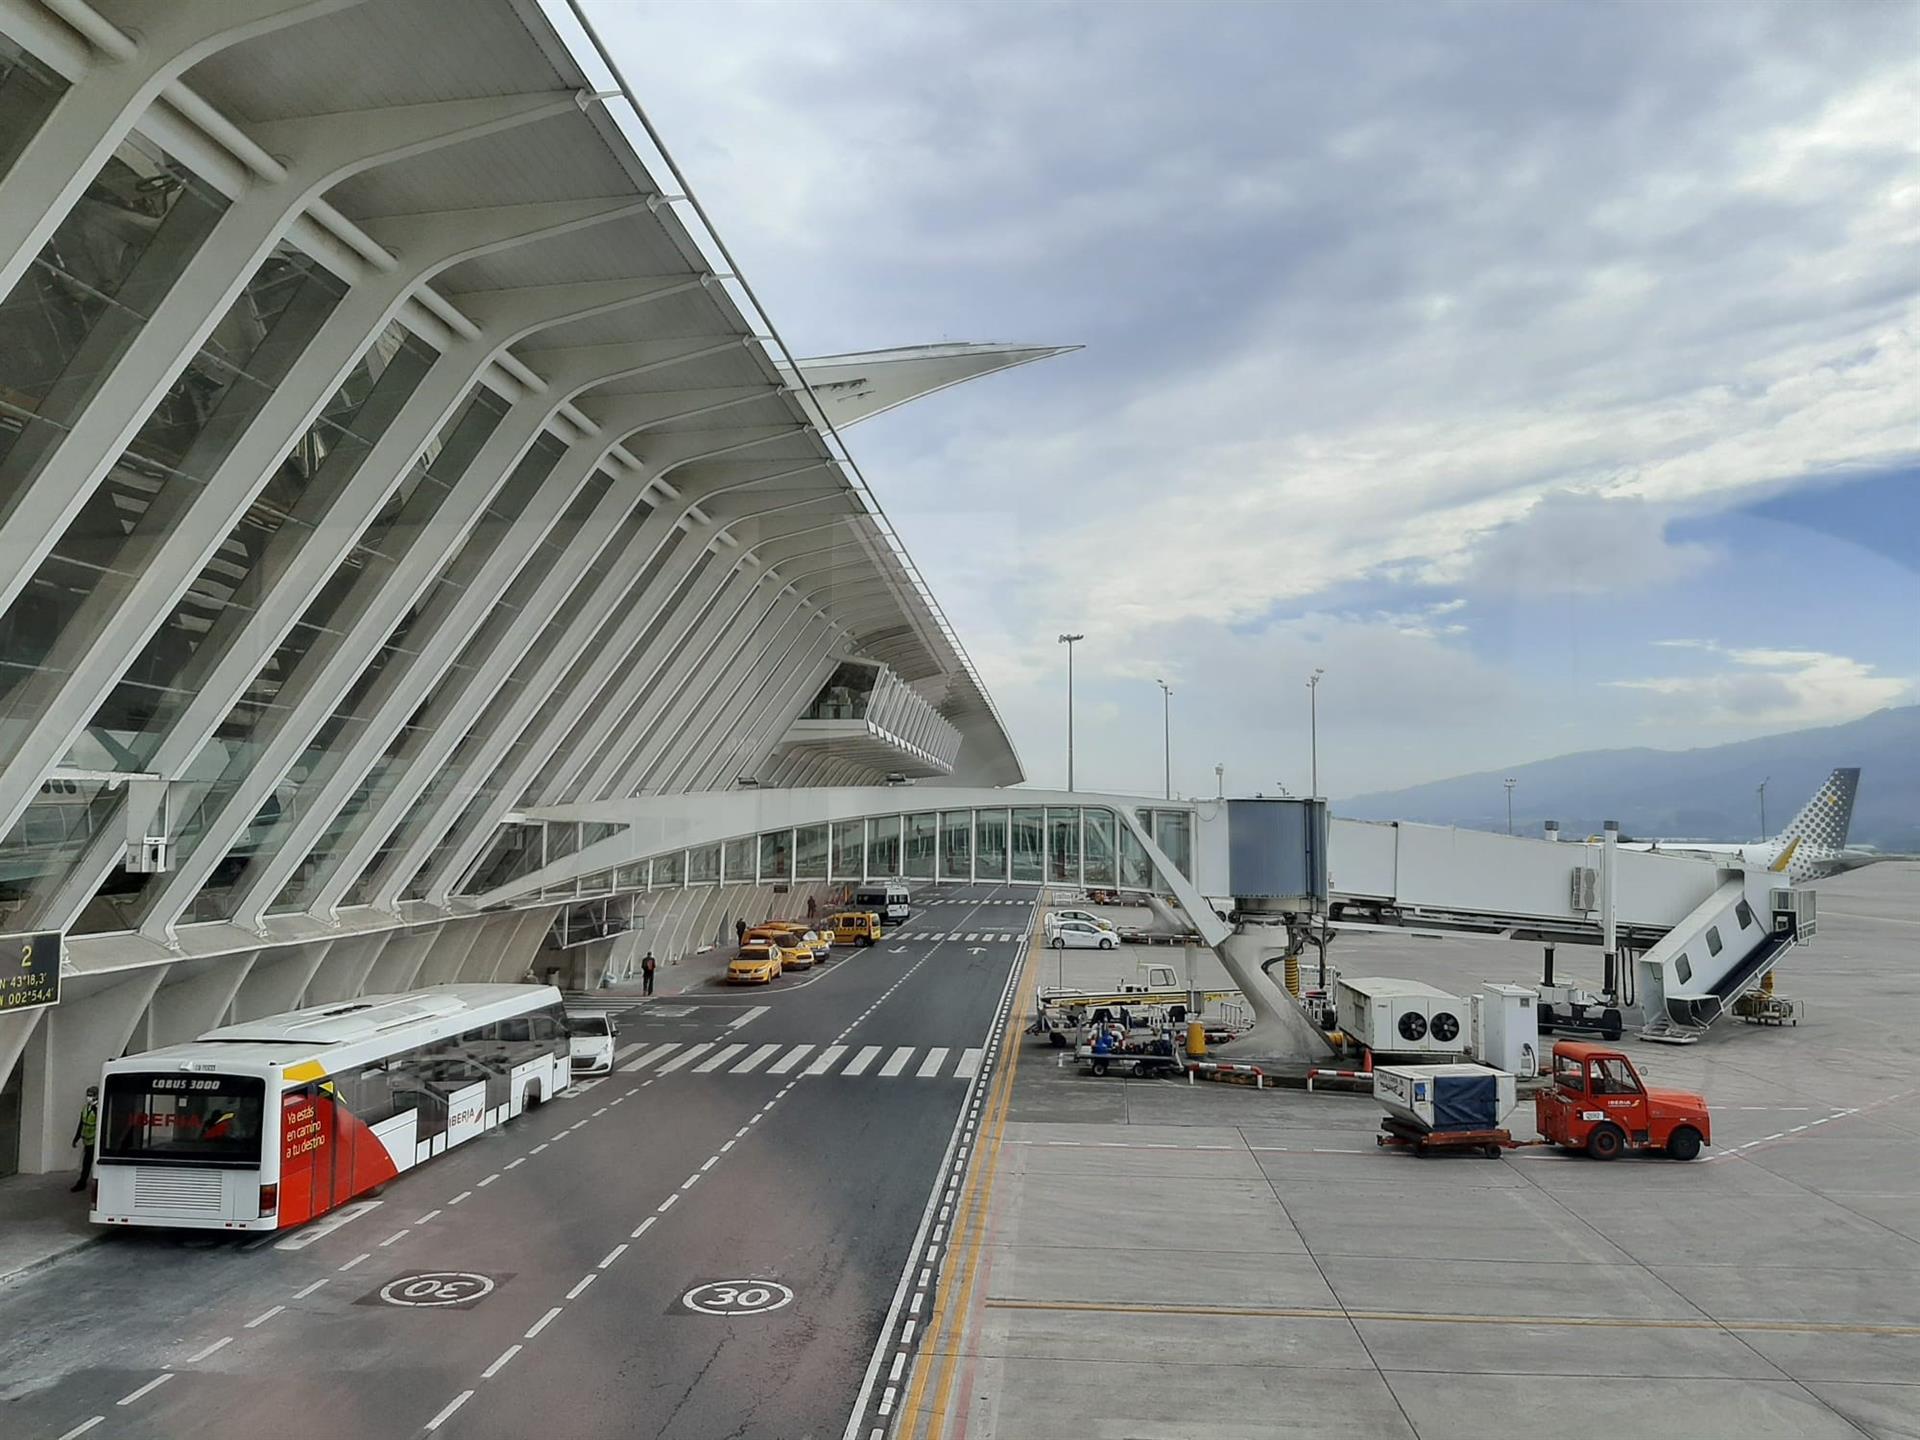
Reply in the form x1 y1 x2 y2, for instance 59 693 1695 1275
854 881 912 923
91 984 571 1233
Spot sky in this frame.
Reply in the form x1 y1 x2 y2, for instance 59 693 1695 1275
582 0 1920 798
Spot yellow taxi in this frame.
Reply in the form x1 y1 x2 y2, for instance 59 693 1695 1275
746 924 812 971
781 922 832 959
827 911 882 947
726 940 785 985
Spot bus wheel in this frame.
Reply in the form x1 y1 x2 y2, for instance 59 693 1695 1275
523 1082 543 1110
1049 1031 1068 1048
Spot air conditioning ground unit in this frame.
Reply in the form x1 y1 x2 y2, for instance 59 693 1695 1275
1334 976 1470 1056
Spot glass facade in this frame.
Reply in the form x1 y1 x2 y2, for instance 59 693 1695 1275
1010 807 1044 883
904 812 936 880
801 658 879 719
794 823 828 880
723 836 754 882
974 809 1008 881
1153 809 1193 880
831 820 863 880
866 816 900 876
1083 808 1117 886
758 829 790 882
0 37 66 180
1047 808 1080 884
940 810 970 880
687 843 720 884
1118 821 1152 889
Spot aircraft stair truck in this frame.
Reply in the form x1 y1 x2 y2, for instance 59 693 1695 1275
1636 871 1815 1045
1032 963 1246 1047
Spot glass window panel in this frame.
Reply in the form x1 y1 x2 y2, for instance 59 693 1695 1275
1118 823 1153 890
794 823 828 880
802 659 880 719
653 850 683 887
1084 808 1117 887
687 844 720 885
1154 810 1193 880
616 863 647 890
0 37 67 182
723 836 754 882
974 809 1008 882
905 813 936 880
1047 809 1081 885
831 821 864 880
1010 807 1045 883
940 810 971 881
758 830 791 882
866 816 900 876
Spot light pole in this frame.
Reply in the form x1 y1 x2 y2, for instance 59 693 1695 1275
1757 776 1769 838
1155 678 1172 799
1504 777 1517 835
1307 668 1325 797
1057 633 1084 790
1214 763 1224 799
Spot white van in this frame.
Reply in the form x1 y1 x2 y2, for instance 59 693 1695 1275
855 882 911 922
567 1012 618 1075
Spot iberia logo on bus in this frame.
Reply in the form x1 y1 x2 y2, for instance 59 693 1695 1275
275 1087 400 1227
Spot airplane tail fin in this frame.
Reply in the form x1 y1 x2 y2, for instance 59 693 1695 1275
1779 768 1860 851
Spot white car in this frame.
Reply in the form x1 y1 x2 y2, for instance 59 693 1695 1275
567 1012 618 1075
1049 919 1117 951
1046 909 1117 935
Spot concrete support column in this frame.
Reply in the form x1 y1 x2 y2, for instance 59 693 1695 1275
305 931 391 1003
230 941 330 1020
20 968 166 1173
416 918 487 988
145 955 256 1047
366 929 437 994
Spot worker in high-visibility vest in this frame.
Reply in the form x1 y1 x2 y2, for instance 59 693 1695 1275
70 1085 99 1193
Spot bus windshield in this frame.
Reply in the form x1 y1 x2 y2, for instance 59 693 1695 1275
100 1073 268 1167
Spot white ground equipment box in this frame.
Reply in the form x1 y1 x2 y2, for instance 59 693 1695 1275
1375 1064 1519 1134
1469 983 1541 1076
1335 977 1470 1056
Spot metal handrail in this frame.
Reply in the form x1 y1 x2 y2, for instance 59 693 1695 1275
559 1 1019 769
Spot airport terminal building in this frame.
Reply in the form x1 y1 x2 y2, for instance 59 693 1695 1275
0 0 1063 1177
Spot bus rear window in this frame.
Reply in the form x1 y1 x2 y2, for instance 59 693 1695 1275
100 1073 267 1167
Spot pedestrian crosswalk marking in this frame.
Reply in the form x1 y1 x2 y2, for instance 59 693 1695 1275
955 1047 984 1078
767 1043 815 1075
879 1046 915 1078
731 1043 783 1074
619 1042 680 1072
915 1048 949 1078
695 1043 748 1073
965 932 978 941
656 1042 714 1074
613 1041 646 1062
803 1045 849 1076
727 1006 769 1030
842 1045 883 1076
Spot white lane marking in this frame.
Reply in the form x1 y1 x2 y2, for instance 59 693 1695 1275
954 1047 984 1078
57 1419 104 1438
659 1193 679 1212
567 1274 597 1300
965 933 978 942
530 1142 549 1154
620 1042 681 1072
613 1040 646 1062
767 1044 816 1075
842 1045 884 1076
729 1006 770 1029
273 1198 380 1250
448 1191 473 1206
505 1157 526 1170
916 1048 950 1078
117 1374 174 1406
380 1229 410 1247
695 1043 748 1072
186 1336 233 1363
804 1044 849 1076
890 1352 907 1381
482 1344 521 1379
656 1042 716 1074
569 1119 589 1131
700 1156 719 1172
592 1106 608 1117
730 1042 784 1074
244 1305 284 1329
599 1244 628 1269
425 1390 473 1431
681 1173 701 1191
293 1278 329 1300
338 1252 371 1272
478 1174 499 1187
631 1216 657 1238
734 1126 750 1138
416 1209 442 1224
880 1047 915 1077
525 1307 564 1339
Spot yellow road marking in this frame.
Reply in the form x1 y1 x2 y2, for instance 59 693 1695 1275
984 1298 1920 1337
895 901 1044 1439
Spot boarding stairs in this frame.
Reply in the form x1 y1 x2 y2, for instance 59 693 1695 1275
1638 879 1810 1045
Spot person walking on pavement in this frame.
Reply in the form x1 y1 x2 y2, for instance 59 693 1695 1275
806 894 818 923
734 917 747 944
71 1085 99 1193
641 950 658 996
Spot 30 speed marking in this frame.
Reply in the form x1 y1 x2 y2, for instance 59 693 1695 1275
378 1272 496 1307
681 1280 794 1316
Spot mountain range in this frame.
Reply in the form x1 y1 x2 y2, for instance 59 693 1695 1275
1337 705 1920 851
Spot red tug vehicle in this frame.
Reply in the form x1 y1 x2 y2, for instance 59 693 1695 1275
1534 1040 1711 1160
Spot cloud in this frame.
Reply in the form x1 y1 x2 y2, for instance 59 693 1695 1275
1452 493 1716 595
1609 642 1915 728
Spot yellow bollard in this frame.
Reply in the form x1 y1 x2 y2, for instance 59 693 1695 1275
1186 1020 1208 1058
1285 952 1301 996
